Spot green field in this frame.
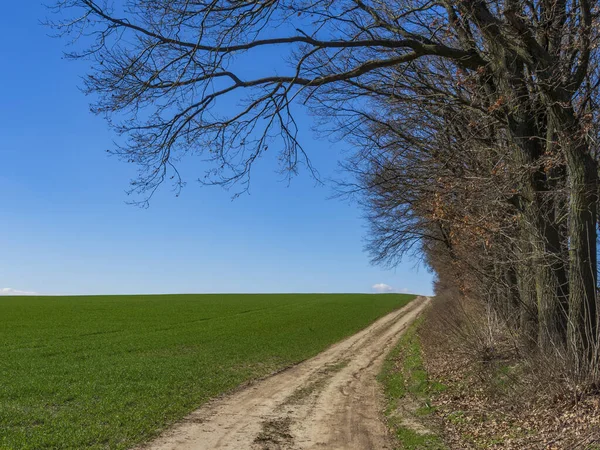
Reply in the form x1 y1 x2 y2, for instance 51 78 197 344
0 293 414 449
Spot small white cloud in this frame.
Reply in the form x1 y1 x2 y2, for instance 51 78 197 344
0 288 38 296
372 283 394 293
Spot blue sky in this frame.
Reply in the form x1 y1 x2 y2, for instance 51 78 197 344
0 3 433 296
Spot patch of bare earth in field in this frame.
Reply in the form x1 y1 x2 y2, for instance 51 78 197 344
140 296 430 450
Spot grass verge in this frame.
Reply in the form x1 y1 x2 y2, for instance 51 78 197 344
378 316 447 450
0 293 414 449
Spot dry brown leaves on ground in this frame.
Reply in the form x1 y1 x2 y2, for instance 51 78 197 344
420 312 600 449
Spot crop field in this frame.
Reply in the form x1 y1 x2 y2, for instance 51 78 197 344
0 293 414 449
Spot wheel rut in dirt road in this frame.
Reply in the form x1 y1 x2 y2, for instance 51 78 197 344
141 296 430 450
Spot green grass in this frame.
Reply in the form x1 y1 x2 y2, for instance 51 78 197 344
378 316 446 450
0 293 414 449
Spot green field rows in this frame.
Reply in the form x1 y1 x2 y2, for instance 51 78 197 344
0 293 414 449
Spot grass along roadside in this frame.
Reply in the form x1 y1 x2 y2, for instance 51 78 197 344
378 315 447 449
0 293 414 449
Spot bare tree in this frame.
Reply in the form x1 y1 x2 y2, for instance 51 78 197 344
50 0 600 367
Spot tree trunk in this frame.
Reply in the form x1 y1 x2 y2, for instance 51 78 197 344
515 240 539 346
550 103 599 364
535 200 569 349
509 116 568 350
565 143 598 363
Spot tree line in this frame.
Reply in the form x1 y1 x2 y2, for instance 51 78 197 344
52 0 600 372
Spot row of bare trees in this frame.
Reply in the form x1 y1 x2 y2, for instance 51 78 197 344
52 0 600 371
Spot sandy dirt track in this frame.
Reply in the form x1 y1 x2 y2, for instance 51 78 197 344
141 296 430 450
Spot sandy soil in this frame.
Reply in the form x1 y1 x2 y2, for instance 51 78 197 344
141 296 430 450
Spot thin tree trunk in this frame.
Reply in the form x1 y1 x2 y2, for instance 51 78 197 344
536 199 569 349
515 219 539 347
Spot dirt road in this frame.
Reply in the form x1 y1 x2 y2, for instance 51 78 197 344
142 296 430 450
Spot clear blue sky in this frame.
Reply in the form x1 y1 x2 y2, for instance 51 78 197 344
0 3 433 296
